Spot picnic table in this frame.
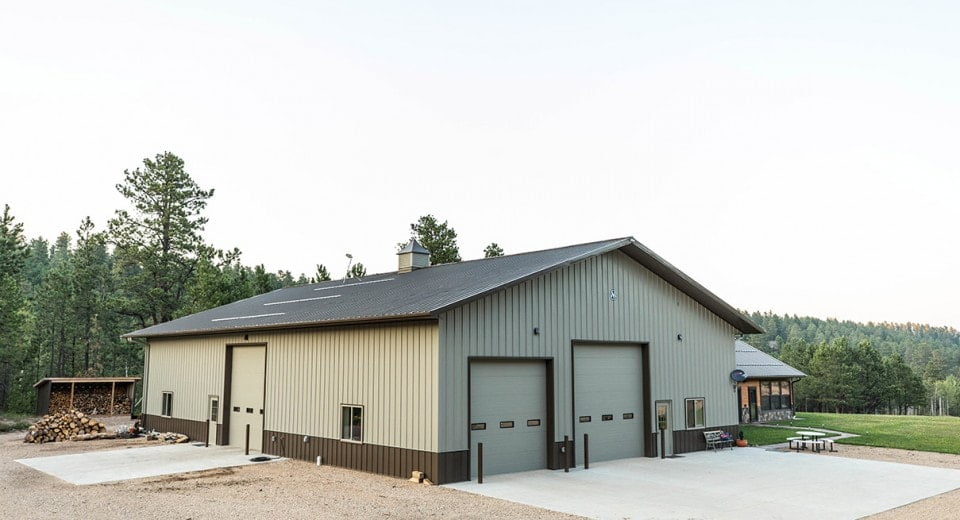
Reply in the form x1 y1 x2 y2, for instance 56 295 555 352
788 431 836 453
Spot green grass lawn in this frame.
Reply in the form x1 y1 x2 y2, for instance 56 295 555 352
769 412 960 454
739 425 797 446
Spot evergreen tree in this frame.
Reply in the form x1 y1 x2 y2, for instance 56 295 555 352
109 152 214 326
0 206 29 411
483 243 504 258
314 264 331 282
347 263 367 278
409 214 461 264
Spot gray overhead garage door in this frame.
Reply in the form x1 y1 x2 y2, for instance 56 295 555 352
574 344 644 464
470 361 547 479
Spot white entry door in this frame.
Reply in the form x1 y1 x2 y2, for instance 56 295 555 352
229 346 265 453
208 395 220 445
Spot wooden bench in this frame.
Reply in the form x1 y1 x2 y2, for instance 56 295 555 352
822 438 837 452
703 430 734 451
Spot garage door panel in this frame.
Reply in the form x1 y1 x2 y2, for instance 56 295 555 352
574 345 643 464
470 361 547 478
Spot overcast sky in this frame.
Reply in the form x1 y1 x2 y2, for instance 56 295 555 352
2 1 958 330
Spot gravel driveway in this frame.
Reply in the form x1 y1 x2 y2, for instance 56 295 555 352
8 416 960 519
4 416 577 520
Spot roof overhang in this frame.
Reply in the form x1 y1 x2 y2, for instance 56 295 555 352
616 239 763 334
124 313 437 341
33 376 142 388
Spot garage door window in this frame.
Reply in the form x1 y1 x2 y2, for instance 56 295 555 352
341 405 363 442
684 398 704 429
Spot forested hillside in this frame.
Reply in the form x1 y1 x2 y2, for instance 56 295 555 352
743 312 960 415
0 152 481 415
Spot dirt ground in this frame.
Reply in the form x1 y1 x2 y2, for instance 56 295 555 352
809 444 960 519
5 418 960 519
2 416 575 520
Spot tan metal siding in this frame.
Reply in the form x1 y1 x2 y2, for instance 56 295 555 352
438 250 738 452
145 322 439 453
144 336 227 422
260 322 439 452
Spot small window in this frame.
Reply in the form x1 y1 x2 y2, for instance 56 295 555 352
341 405 363 442
623 413 634 420
684 398 705 429
527 419 541 427
499 421 514 429
233 406 240 412
471 423 487 430
579 416 592 423
601 414 613 421
161 392 173 417
210 398 219 422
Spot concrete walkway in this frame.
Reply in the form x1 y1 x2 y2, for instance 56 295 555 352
445 448 960 519
17 443 283 485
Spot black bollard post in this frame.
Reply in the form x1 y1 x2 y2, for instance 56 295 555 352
660 426 666 459
564 435 570 472
205 419 210 447
584 433 589 470
245 423 250 455
478 442 484 484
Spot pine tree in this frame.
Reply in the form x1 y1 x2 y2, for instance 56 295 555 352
409 215 461 264
483 243 504 258
109 152 214 325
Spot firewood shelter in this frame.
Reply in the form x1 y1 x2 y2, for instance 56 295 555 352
34 377 140 416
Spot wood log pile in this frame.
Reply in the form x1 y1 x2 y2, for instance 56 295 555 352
145 431 190 443
23 409 108 443
49 384 132 415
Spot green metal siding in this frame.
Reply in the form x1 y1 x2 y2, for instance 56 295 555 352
438 250 738 453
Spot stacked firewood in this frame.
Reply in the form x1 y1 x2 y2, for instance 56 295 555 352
23 409 108 443
49 387 132 415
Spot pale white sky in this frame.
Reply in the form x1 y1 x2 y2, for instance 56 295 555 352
2 1 958 329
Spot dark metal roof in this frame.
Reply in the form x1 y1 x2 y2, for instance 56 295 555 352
735 340 806 379
125 237 763 339
33 377 141 388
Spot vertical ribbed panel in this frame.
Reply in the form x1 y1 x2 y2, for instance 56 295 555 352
145 322 440 454
438 250 738 452
145 335 232 421
261 322 439 452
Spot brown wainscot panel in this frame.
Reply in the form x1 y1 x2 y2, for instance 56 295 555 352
263 430 469 484
142 414 208 442
673 424 741 453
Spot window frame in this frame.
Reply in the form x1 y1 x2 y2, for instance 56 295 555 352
161 391 173 418
684 397 705 429
340 404 364 443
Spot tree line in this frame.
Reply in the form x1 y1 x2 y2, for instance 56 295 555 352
0 152 500 414
744 312 960 415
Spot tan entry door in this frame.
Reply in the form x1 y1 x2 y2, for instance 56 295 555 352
208 395 220 445
229 346 265 453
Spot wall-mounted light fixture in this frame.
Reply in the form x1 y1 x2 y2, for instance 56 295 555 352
533 327 540 335
677 334 683 342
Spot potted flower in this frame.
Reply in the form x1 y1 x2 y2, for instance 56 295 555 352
736 430 748 447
